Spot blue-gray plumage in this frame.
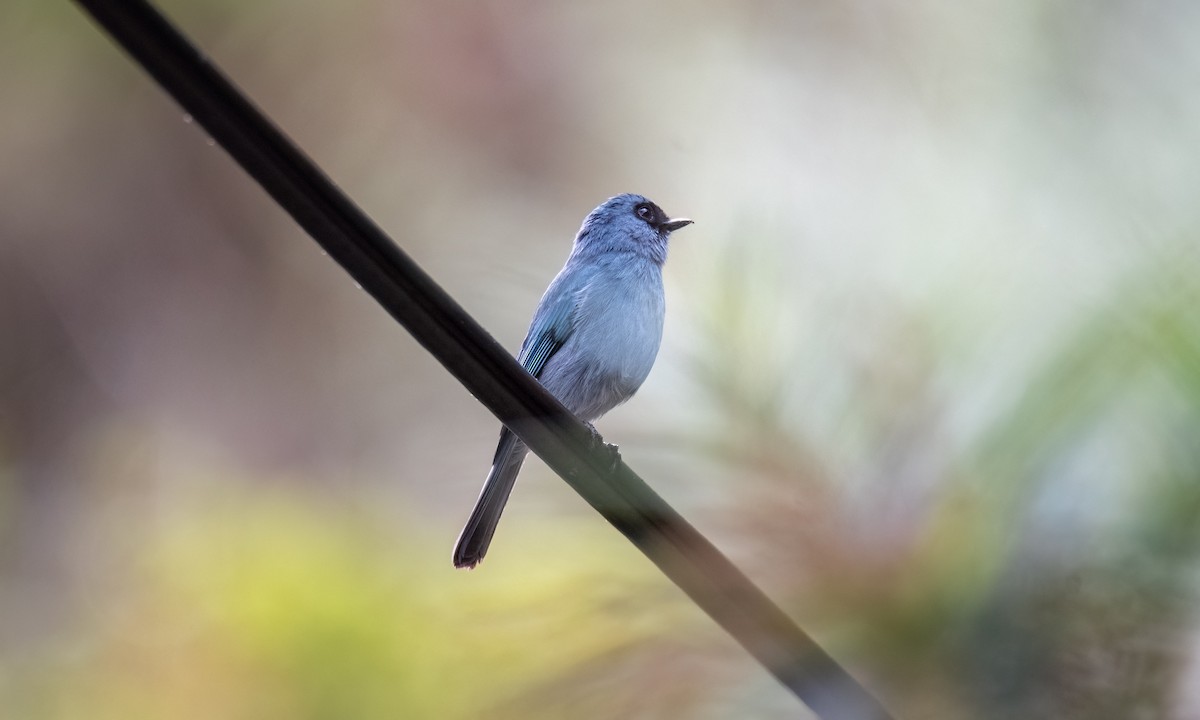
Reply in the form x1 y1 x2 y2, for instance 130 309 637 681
453 193 692 569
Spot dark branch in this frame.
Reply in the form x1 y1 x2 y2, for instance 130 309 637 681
70 1 895 717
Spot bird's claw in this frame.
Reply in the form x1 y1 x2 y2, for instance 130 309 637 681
584 423 622 472
603 442 622 472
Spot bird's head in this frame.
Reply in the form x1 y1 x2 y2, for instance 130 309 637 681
573 193 692 265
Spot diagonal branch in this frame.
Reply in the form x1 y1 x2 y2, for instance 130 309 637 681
70 1 895 717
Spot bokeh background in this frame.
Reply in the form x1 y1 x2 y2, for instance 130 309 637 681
3 1 1200 718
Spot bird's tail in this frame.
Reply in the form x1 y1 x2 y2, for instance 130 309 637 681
453 429 528 569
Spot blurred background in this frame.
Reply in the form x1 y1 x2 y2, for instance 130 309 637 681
2 0 1199 717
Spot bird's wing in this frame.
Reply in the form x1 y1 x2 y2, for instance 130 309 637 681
516 274 583 379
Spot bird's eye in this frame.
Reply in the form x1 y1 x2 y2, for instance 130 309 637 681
635 204 654 222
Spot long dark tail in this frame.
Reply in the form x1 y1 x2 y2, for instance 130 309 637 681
453 429 528 569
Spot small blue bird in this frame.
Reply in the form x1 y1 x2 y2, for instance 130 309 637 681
453 193 692 569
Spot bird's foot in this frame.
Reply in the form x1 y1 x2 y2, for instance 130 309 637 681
585 422 622 472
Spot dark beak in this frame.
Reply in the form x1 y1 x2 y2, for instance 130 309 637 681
660 217 694 233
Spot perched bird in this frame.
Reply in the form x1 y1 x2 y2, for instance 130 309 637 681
453 193 692 569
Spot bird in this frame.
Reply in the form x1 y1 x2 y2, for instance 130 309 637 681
453 193 692 569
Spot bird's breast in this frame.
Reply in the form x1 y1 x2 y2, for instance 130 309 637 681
536 260 667 421
575 264 665 387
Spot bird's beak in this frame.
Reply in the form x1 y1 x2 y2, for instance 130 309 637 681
661 218 694 233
